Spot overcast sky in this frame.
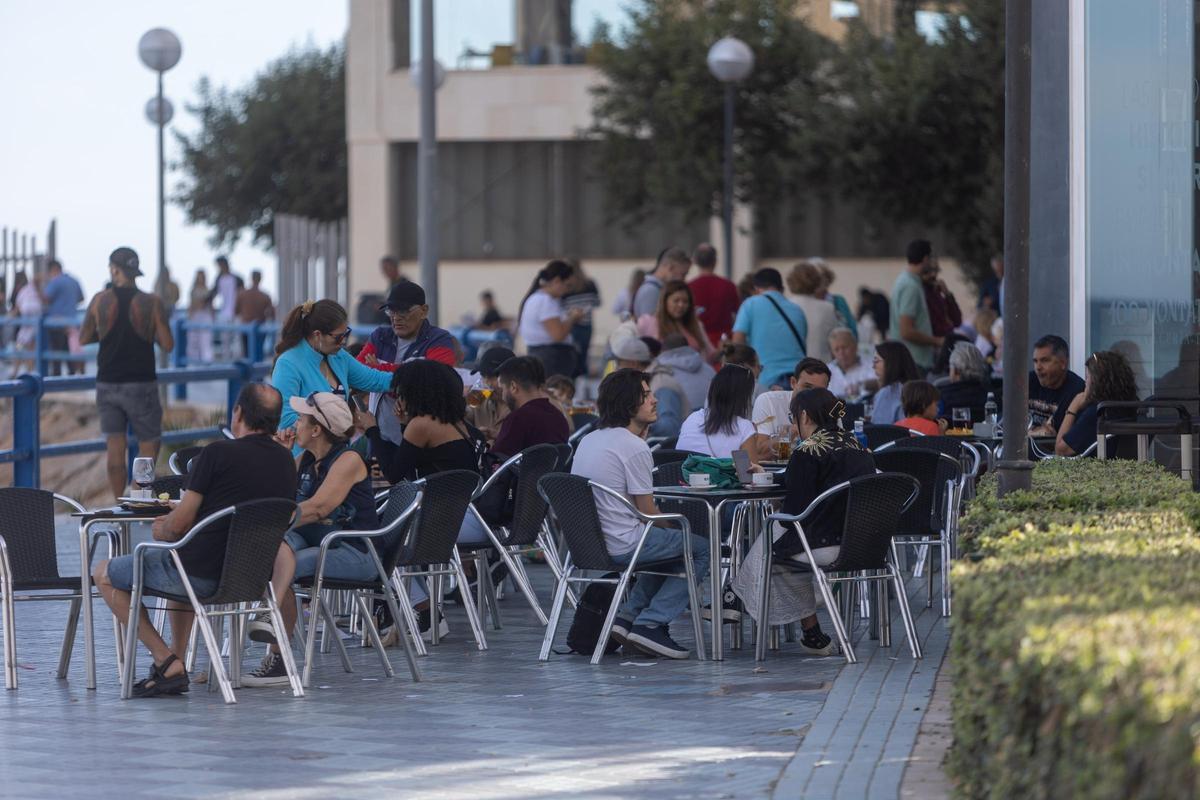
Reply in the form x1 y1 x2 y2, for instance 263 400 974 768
0 0 628 302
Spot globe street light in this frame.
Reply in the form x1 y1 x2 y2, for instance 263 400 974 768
707 36 755 279
138 28 182 286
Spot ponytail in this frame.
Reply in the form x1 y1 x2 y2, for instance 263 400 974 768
518 258 575 327
275 299 348 358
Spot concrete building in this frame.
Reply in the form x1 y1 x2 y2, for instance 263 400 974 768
345 0 972 355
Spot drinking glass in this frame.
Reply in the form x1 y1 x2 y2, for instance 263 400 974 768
952 407 971 431
466 380 489 408
132 457 155 498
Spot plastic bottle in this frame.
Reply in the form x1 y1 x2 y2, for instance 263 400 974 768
984 392 998 432
853 419 869 448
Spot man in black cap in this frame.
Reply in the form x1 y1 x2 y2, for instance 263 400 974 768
354 280 458 444
465 344 516 443
79 247 174 500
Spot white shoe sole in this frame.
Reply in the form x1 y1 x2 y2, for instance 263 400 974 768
240 674 291 688
420 618 450 642
625 631 689 659
609 621 632 643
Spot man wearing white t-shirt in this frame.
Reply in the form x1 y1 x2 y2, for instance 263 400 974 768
751 358 832 439
826 327 875 399
571 368 710 659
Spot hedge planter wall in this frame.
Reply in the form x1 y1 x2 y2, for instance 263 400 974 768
949 459 1200 800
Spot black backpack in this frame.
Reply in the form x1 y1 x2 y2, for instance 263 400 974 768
564 576 630 655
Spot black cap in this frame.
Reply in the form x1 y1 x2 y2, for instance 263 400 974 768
472 346 515 377
109 247 142 278
380 280 426 312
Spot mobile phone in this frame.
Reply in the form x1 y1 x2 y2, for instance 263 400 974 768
352 394 369 412
731 449 753 485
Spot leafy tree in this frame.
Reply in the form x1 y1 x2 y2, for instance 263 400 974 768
588 0 837 227
826 0 1004 283
173 44 346 250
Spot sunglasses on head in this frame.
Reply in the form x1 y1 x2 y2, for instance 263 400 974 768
304 391 334 430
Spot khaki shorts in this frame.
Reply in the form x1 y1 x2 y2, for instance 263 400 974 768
96 381 163 442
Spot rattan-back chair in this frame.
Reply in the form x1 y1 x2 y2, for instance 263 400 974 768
0 488 111 689
763 472 921 664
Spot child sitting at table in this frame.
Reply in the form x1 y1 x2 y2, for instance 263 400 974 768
897 380 947 437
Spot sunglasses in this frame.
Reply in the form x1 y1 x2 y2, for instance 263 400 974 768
324 328 352 345
304 391 334 430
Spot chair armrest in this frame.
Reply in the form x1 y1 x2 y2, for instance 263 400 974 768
131 505 238 556
52 493 87 514
474 451 523 499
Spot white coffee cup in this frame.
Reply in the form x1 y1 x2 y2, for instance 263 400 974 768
688 473 712 488
751 472 774 487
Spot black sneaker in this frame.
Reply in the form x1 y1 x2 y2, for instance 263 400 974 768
247 613 277 645
417 607 450 642
241 651 290 687
609 617 633 643
701 593 743 623
797 628 837 656
626 625 690 659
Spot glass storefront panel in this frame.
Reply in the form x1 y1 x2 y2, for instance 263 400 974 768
1084 0 1196 399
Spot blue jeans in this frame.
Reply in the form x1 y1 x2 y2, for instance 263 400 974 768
284 528 377 582
106 550 218 598
609 527 710 628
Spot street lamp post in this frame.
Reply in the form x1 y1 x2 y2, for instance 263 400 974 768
138 28 182 287
417 0 444 323
707 36 755 279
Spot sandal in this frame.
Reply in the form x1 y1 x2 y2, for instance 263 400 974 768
132 654 189 697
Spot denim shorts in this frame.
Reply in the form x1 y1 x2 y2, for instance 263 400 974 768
284 528 377 583
105 550 217 598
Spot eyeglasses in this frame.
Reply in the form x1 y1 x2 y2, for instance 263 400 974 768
323 328 352 345
305 391 334 431
385 307 423 320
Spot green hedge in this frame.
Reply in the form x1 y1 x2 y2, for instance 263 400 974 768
949 459 1200 799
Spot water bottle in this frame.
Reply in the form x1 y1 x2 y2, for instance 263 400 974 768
853 419 868 449
984 392 998 434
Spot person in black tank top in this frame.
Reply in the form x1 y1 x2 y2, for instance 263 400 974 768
79 247 174 500
248 391 383 685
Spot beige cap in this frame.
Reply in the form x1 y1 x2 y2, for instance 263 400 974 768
289 392 354 436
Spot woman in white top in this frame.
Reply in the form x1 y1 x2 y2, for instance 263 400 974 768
676 364 773 461
517 259 583 378
786 261 838 362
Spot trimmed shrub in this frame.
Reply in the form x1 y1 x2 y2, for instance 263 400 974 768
949 459 1200 799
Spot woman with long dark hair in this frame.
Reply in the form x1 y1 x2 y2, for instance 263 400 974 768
517 259 584 378
870 341 921 424
1056 350 1140 456
270 299 391 438
732 388 876 656
675 364 772 461
637 279 715 362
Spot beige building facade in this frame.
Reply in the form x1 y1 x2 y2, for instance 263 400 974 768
346 0 971 354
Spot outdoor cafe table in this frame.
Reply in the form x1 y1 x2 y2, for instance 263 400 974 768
651 483 787 661
72 505 172 690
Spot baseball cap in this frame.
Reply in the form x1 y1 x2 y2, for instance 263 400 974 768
613 337 652 364
472 346 516 377
109 247 142 278
381 280 426 312
289 392 354 437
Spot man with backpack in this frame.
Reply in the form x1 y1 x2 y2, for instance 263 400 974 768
570 368 710 659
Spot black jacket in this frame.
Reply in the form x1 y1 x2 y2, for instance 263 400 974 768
775 428 876 556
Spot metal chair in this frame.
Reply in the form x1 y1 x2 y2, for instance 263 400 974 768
652 448 700 467
462 444 561 629
863 424 913 449
553 443 574 471
0 489 115 689
872 448 962 616
168 446 204 476
390 470 487 651
120 498 301 704
296 482 423 688
536 473 706 665
877 435 981 498
567 421 595 448
763 472 921 664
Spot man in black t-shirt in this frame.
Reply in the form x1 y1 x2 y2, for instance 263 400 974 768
1028 335 1086 435
93 383 297 697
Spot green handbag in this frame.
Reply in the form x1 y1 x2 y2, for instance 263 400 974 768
681 455 740 488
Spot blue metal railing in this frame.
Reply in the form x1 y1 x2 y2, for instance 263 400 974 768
0 361 270 489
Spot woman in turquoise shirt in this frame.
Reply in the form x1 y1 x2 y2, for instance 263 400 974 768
270 300 392 442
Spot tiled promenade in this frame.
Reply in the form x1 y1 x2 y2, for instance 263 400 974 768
0 522 949 799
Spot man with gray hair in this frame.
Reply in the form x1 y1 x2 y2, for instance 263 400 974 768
939 342 992 423
826 327 875 399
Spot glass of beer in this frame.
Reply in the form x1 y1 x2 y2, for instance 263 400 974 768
466 380 490 408
773 433 792 461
